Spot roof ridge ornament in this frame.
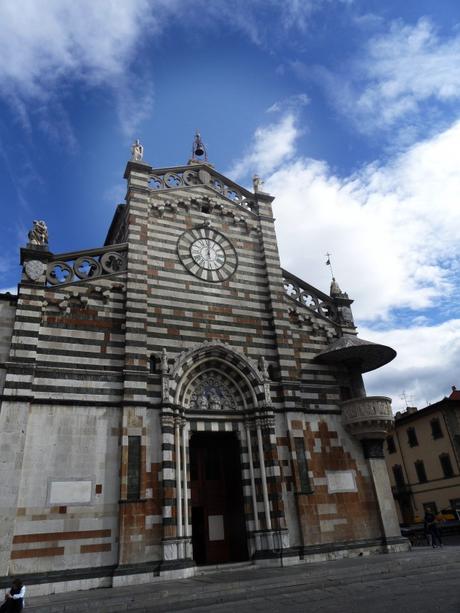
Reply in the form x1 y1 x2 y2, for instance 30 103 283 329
190 130 208 162
326 253 350 300
131 138 144 161
253 174 264 193
28 220 49 249
330 277 342 298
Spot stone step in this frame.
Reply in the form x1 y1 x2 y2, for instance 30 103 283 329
195 561 256 575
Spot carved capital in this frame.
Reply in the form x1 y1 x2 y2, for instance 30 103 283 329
160 413 174 430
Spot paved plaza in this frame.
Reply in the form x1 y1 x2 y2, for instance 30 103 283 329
27 544 460 612
185 565 459 613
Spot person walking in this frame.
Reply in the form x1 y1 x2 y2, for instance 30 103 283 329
0 578 25 612
424 509 443 548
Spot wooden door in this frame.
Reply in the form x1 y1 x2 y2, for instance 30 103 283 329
190 432 248 565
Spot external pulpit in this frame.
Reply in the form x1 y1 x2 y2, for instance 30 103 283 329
341 396 404 547
315 334 397 399
341 395 395 441
315 310 408 552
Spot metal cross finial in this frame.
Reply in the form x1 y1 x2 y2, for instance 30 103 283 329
325 252 335 279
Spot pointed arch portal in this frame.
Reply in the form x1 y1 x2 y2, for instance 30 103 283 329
165 343 267 564
170 341 265 414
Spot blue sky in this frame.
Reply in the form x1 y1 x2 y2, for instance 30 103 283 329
1 0 460 410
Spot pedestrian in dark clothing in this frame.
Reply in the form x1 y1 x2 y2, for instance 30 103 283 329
423 518 432 546
424 509 442 548
0 578 25 612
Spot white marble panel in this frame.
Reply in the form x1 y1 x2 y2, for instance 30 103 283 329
326 470 357 493
48 479 93 505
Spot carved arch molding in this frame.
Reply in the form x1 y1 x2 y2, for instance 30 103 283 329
170 342 266 412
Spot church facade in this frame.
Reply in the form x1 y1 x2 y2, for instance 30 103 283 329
0 139 408 596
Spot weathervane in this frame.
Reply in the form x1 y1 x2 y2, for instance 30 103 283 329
325 252 335 279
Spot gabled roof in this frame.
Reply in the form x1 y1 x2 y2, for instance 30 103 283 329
124 159 273 207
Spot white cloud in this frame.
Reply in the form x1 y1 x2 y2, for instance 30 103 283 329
186 0 351 47
260 116 460 322
319 18 460 133
359 18 460 126
225 112 460 408
0 1 152 95
270 0 353 35
0 0 350 139
362 320 460 411
0 0 162 137
114 75 155 141
267 93 310 114
228 114 301 179
231 110 460 402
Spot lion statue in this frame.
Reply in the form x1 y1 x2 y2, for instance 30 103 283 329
28 220 48 246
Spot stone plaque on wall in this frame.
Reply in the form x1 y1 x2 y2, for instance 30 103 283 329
48 479 93 505
326 470 357 493
208 515 225 541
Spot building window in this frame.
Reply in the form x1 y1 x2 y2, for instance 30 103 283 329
127 436 141 500
430 418 443 439
407 427 418 447
387 435 396 454
392 464 405 488
439 453 454 478
294 437 313 493
423 501 438 515
415 460 427 483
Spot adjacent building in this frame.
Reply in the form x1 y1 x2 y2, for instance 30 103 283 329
385 387 460 524
0 137 408 596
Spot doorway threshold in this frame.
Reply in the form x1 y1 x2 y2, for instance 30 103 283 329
195 560 255 576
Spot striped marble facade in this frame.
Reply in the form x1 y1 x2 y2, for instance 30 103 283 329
0 156 407 596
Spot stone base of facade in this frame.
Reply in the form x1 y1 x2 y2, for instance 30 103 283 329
381 536 411 554
161 537 193 563
296 536 411 565
1 536 410 597
252 535 410 567
0 565 117 598
251 528 290 557
112 561 162 587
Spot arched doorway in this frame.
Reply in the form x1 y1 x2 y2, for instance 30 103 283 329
161 342 276 567
189 431 248 565
168 343 266 565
